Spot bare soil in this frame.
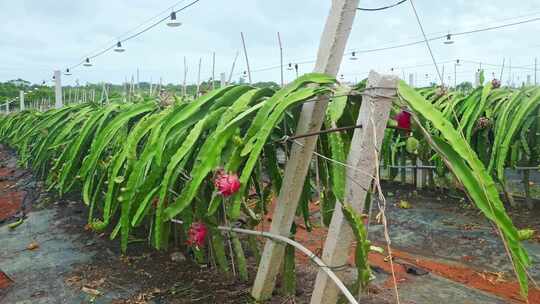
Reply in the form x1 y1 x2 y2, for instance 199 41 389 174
2 143 540 303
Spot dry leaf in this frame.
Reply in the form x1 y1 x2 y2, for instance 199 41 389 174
26 241 39 250
82 286 102 296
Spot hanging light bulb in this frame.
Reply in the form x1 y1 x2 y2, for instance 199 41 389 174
114 41 125 52
166 11 182 27
349 51 358 61
444 34 454 45
287 63 293 71
65 68 72 76
83 58 92 67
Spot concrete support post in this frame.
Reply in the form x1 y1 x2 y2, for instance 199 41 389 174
220 72 226 88
416 158 426 189
251 0 359 301
54 70 63 109
19 90 25 111
310 71 397 304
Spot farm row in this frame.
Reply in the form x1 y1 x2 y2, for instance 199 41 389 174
0 74 533 297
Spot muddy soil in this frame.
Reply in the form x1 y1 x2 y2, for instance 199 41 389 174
2 144 540 304
0 146 390 303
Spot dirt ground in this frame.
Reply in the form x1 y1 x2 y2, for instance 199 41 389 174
0 146 319 304
2 145 540 303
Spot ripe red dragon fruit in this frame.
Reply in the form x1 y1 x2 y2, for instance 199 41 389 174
492 78 501 89
395 110 411 131
186 222 208 248
214 171 240 197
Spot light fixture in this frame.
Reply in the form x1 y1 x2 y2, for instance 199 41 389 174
166 11 182 27
444 34 454 45
114 41 125 52
242 70 248 78
349 51 358 61
65 68 72 76
287 63 293 71
83 58 92 67
339 74 344 80
455 59 461 66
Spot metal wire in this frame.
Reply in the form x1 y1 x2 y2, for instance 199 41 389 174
358 0 407 11
289 138 376 180
169 218 360 304
68 0 201 70
408 0 443 85
237 16 540 77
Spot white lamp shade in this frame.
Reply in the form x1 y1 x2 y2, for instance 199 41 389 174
114 41 125 52
167 12 182 27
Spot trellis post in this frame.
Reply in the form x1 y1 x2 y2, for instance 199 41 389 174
310 71 397 304
251 0 359 300
196 57 202 96
19 91 25 111
416 159 426 189
220 72 226 88
54 70 63 109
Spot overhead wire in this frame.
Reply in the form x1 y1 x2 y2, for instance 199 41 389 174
76 0 191 65
68 0 201 71
57 0 540 85
408 0 443 84
357 0 407 11
22 1 540 87
236 15 540 78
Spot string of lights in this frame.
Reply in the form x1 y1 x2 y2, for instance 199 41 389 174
15 1 540 90
233 15 540 78
275 9 540 72
66 0 201 72
78 0 191 61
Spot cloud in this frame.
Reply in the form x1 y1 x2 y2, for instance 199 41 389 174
1 0 539 87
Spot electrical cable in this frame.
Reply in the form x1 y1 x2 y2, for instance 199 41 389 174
453 17 540 38
238 15 540 78
357 0 407 11
76 0 191 66
408 0 443 85
68 0 201 71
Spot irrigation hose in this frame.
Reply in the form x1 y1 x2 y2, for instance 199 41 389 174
170 219 359 304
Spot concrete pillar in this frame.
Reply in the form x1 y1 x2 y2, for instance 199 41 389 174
19 90 25 111
54 70 63 109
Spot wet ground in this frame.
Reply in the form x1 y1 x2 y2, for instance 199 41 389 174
0 147 313 304
264 185 540 303
367 185 540 303
2 145 540 303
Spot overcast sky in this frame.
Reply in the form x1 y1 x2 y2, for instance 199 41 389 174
1 0 540 87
